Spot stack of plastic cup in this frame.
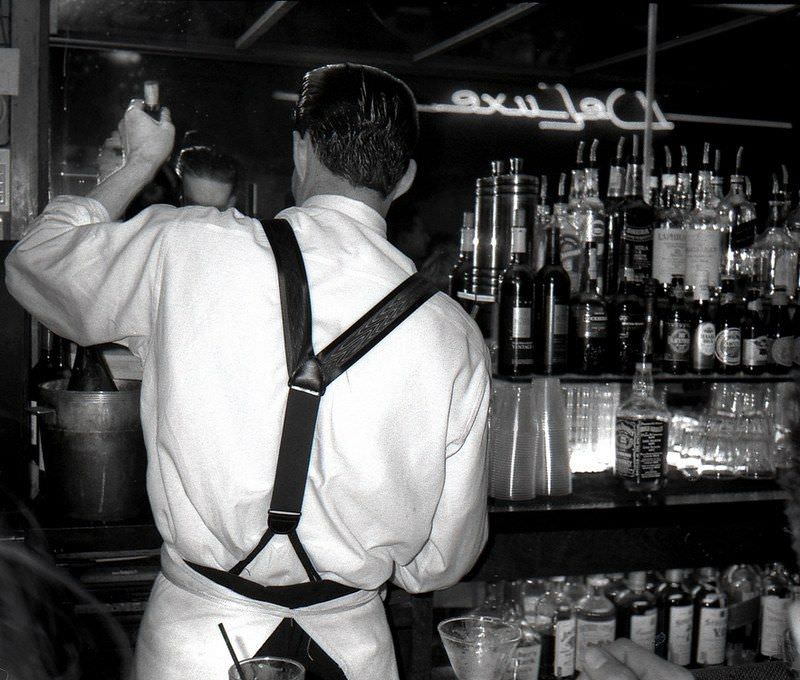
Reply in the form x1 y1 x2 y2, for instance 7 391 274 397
489 378 538 501
533 376 572 496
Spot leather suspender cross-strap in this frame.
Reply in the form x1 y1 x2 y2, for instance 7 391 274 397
187 218 439 598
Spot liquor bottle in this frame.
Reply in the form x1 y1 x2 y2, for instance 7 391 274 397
144 80 161 118
534 577 577 680
646 571 664 596
605 573 630 605
616 571 658 652
656 568 694 665
752 175 799 299
617 135 655 287
675 146 694 223
562 146 585 294
534 224 571 375
767 286 793 374
722 564 761 665
522 577 549 621
603 136 627 295
535 175 553 272
780 164 792 217
643 280 660 365
710 149 725 209
686 143 723 292
652 146 686 295
647 166 660 209
565 576 588 605
448 211 475 305
692 568 729 668
718 147 758 292
498 209 534 379
741 288 768 375
67 345 118 391
614 326 670 493
610 261 644 375
793 297 800 368
574 575 616 674
471 580 507 618
662 277 691 374
572 138 607 294
759 563 791 661
569 243 608 375
714 276 742 374
503 581 542 680
690 282 716 375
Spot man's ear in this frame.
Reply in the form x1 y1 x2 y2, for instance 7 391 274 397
388 159 417 202
292 130 309 184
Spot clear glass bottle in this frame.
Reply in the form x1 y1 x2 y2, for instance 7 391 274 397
522 577 549 622
471 580 508 619
614 326 671 492
616 571 658 651
656 568 694 666
652 146 686 295
718 147 757 290
572 138 607 294
503 581 543 680
564 576 588 605
752 175 799 299
534 577 576 680
575 575 616 673
686 143 723 292
759 563 792 661
692 568 729 667
710 149 725 210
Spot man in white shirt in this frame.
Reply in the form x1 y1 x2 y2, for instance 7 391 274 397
5 64 490 680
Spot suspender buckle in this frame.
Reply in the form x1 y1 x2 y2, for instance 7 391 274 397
268 509 301 534
289 356 326 397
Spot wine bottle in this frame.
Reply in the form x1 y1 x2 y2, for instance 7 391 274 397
68 345 118 391
534 224 571 375
616 571 658 652
569 242 608 375
448 211 475 306
692 569 728 668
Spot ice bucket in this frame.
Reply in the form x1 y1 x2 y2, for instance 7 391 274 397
37 379 148 521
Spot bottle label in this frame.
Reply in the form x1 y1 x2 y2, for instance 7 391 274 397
743 336 769 367
575 306 608 339
630 609 657 651
664 321 691 362
504 640 541 680
794 336 800 367
772 252 798 297
623 221 653 283
615 417 667 482
511 227 527 254
575 618 616 672
685 230 722 289
618 313 644 340
652 228 687 285
512 307 533 339
760 595 789 659
770 336 793 367
462 227 476 253
692 321 716 370
561 232 582 293
543 302 569 366
696 607 728 666
714 327 741 366
608 168 623 196
668 604 693 666
554 617 576 677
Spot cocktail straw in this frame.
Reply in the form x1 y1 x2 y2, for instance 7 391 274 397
219 622 246 680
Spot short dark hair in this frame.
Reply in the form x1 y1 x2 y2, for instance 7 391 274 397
176 146 238 187
293 63 419 197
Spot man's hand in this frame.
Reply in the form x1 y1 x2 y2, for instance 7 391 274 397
581 639 693 680
119 99 175 174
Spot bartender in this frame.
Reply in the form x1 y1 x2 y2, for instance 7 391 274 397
5 64 490 680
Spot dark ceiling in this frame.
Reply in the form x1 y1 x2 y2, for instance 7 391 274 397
50 1 800 99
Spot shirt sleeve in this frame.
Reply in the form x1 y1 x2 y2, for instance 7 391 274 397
391 348 491 593
4 195 169 353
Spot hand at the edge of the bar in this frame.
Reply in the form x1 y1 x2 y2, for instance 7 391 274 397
581 639 693 680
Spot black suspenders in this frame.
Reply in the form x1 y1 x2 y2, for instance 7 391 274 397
187 218 439 605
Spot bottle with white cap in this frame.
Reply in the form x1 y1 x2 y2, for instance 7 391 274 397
656 568 694 666
534 577 577 680
574 574 616 673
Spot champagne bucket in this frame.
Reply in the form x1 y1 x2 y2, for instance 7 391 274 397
36 379 148 521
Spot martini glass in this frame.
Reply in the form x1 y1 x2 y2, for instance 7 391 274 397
437 615 521 680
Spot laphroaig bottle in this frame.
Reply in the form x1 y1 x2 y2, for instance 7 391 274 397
652 146 686 295
618 135 656 287
448 211 475 305
690 282 716 375
67 345 118 392
616 571 658 652
714 276 742 374
574 575 616 673
498 209 534 379
741 288 768 375
534 224 571 375
503 581 542 680
767 287 793 374
610 260 644 375
534 577 576 680
692 568 728 668
614 327 670 493
686 143 722 292
656 569 694 666
604 137 627 296
662 277 691 374
759 563 791 660
570 243 608 375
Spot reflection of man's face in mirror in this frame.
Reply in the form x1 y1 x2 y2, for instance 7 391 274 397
181 172 235 211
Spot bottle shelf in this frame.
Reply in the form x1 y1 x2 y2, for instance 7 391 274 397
494 372 797 384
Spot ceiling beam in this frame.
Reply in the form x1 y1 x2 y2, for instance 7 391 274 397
412 3 540 62
708 3 796 13
574 12 783 74
235 1 298 50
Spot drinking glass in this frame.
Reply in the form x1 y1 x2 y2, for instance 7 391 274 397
701 412 740 479
740 410 776 480
437 615 521 680
228 657 305 680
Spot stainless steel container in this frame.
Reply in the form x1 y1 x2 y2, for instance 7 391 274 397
37 379 148 522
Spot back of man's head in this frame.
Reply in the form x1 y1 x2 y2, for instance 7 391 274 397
293 63 419 198
176 146 238 209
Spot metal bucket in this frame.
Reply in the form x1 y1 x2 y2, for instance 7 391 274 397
37 379 148 522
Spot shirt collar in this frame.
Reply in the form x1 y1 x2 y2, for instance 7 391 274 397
301 194 387 236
